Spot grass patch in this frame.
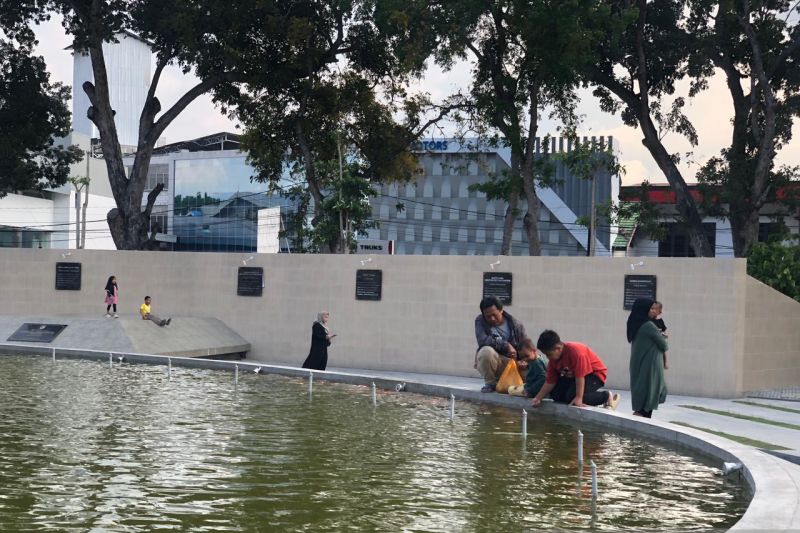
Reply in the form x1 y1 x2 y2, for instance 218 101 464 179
733 400 800 415
671 421 791 451
678 404 800 431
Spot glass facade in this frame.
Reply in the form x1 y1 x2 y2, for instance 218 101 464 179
0 226 51 248
173 157 292 252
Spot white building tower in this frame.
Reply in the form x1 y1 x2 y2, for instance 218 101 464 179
71 31 152 150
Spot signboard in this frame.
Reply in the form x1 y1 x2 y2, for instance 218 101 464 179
55 262 81 290
483 272 513 306
237 267 264 297
7 323 67 343
356 269 382 301
355 239 394 255
623 275 657 310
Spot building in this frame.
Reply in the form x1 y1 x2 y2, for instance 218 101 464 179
365 137 618 256
614 184 800 257
124 132 295 253
71 31 152 150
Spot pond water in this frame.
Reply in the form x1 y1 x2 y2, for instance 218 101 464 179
0 355 749 532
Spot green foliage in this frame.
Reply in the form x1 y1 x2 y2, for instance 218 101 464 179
234 2 434 253
747 237 800 302
685 0 800 257
0 38 83 197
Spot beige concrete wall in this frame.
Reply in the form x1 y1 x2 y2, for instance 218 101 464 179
0 249 760 397
743 277 800 392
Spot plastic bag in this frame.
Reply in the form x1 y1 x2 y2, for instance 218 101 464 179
496 359 524 393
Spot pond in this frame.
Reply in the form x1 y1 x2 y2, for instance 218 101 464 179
0 355 749 532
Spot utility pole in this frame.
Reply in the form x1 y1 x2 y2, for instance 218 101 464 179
81 150 91 249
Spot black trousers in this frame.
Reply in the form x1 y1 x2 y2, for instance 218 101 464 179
550 373 609 406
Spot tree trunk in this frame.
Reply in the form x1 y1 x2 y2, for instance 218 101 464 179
500 190 519 255
82 32 225 250
729 202 761 257
520 86 541 256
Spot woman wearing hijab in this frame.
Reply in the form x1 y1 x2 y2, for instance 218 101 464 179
302 311 335 371
104 275 119 318
627 298 668 418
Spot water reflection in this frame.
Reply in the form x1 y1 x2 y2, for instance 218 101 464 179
0 356 749 532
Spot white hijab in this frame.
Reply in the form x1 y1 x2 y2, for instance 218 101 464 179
316 311 330 333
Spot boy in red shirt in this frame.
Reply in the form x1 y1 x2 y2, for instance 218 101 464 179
530 329 620 409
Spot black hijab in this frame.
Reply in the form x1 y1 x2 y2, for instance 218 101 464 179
627 298 654 343
104 276 116 294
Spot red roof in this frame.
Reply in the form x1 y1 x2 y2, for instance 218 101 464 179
621 183 799 204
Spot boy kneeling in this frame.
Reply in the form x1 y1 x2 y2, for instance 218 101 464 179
507 338 548 398
530 330 620 410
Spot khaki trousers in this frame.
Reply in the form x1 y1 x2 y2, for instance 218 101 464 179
476 346 510 385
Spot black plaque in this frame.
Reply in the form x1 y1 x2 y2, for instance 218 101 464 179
237 267 263 297
8 323 67 343
356 269 382 301
623 275 657 310
483 272 513 306
55 262 81 290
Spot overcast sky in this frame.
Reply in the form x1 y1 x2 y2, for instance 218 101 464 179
33 16 800 187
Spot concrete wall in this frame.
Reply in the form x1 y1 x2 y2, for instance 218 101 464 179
1 248 795 397
743 277 800 392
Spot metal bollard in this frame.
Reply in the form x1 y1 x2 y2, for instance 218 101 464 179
591 460 598 499
372 382 377 407
522 410 528 438
578 430 584 464
449 394 455 422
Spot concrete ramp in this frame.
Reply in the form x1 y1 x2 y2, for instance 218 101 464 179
0 315 250 359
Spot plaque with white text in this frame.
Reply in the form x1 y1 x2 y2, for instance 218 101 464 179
8 323 67 343
237 267 264 297
55 262 81 290
483 272 513 306
356 269 382 301
623 275 657 310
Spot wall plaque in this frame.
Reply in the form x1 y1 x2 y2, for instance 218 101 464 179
623 275 657 310
237 267 264 297
8 323 67 343
55 262 81 290
483 272 513 306
356 269 382 301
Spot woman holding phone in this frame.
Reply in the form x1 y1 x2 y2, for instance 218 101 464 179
302 311 335 371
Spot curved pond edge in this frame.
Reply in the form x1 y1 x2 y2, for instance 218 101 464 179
2 343 799 532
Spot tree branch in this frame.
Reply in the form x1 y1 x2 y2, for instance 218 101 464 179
150 73 231 144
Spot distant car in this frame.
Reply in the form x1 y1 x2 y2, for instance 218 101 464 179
188 209 203 217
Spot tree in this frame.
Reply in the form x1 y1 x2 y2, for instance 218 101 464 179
235 1 447 253
747 235 800 302
434 0 603 255
0 32 82 197
688 0 800 257
588 0 715 256
7 0 303 249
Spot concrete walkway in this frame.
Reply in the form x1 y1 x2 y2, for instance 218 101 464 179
329 367 800 465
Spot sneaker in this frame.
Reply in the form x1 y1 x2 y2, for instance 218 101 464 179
166 317 172 326
480 383 496 393
113 313 119 318
605 392 620 411
105 313 111 318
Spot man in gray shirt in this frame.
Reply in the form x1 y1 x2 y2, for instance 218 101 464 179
474 296 530 392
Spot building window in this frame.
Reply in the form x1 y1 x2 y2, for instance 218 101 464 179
657 222 716 257
150 215 168 234
758 222 783 243
145 164 169 191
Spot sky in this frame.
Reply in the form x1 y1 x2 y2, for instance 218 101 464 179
33 16 800 187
